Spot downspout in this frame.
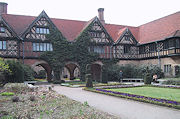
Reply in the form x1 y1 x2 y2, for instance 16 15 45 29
155 42 161 68
21 38 24 64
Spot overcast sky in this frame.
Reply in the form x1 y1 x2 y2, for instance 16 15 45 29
2 0 180 26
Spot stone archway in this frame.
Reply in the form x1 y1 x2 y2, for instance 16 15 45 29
91 62 103 82
31 60 52 82
64 62 80 80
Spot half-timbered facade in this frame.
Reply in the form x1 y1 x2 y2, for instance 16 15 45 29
0 2 180 79
86 17 114 59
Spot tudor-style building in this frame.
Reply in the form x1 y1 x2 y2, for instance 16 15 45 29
0 2 180 81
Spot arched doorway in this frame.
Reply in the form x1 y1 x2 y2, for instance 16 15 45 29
61 67 70 80
32 61 52 82
64 62 80 80
91 63 102 82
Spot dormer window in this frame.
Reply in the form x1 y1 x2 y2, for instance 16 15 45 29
0 27 5 33
36 27 50 34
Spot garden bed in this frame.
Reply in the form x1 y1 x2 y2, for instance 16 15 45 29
84 85 180 109
0 83 118 119
61 81 125 88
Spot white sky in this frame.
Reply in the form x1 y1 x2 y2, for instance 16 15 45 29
2 0 180 26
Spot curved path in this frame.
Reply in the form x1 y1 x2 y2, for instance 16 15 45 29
53 86 180 119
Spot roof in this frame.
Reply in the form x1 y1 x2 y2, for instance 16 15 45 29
138 11 180 44
1 11 180 44
51 18 86 41
2 14 36 36
105 24 139 42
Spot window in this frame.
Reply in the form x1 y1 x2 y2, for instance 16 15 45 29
0 27 5 33
32 43 53 51
139 46 145 54
124 34 130 41
0 41 6 50
164 65 171 73
36 27 50 34
176 39 180 48
169 40 175 48
124 45 130 54
163 41 168 49
149 44 156 52
93 46 105 54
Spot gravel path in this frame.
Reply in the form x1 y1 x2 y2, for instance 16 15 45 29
53 85 180 119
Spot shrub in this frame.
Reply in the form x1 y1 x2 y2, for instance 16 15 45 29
23 65 35 81
1 115 14 119
34 70 46 79
29 95 36 101
86 65 93 87
1 92 15 96
103 64 164 81
102 69 108 83
144 67 152 84
105 64 119 81
4 60 35 83
86 74 93 87
5 60 24 83
11 96 19 102
53 80 61 84
162 79 180 85
0 58 11 74
0 58 11 85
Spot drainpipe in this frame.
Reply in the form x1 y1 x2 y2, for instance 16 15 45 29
156 42 161 68
21 38 24 64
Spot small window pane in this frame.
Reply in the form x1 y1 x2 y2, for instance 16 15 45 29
0 41 2 49
36 43 39 51
47 29 50 34
40 43 43 51
50 44 53 51
36 28 40 33
33 43 35 51
0 27 5 33
43 28 46 34
40 28 43 34
47 43 50 51
3 41 6 49
43 43 47 51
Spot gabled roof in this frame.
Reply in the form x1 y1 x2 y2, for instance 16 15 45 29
2 13 87 41
2 14 36 36
104 24 139 43
115 28 138 45
0 15 19 38
51 18 86 41
138 11 180 44
74 16 96 40
1 11 180 44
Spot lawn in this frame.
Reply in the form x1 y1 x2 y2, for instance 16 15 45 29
107 87 180 102
62 81 122 87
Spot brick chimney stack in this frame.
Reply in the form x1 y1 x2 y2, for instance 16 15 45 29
98 8 105 24
0 2 8 15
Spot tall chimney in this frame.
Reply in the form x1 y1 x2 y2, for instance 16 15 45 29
98 8 105 24
0 2 8 15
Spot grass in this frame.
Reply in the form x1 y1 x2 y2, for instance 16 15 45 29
107 87 180 102
62 81 123 87
34 78 47 82
160 77 180 80
1 92 14 96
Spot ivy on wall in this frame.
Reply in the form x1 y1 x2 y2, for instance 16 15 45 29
41 23 99 82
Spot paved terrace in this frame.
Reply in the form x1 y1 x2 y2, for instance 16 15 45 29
53 85 180 119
